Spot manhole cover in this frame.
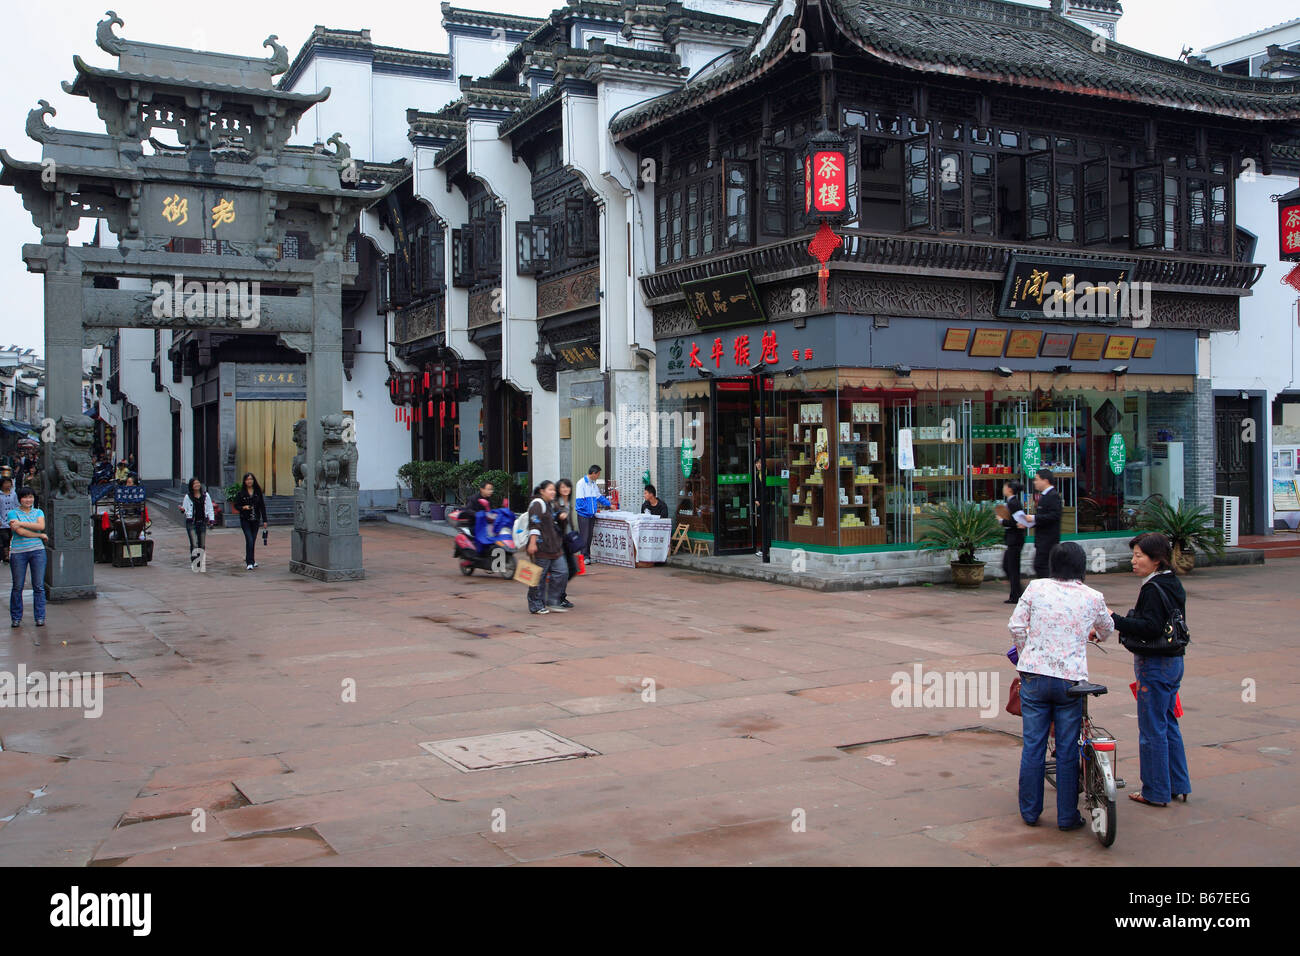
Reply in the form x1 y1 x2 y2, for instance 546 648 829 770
419 729 599 773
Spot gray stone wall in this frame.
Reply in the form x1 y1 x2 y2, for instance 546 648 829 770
1146 384 1212 510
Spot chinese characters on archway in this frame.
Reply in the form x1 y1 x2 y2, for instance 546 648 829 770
159 193 237 231
688 329 814 370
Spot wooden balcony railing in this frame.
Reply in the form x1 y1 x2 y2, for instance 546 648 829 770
639 229 1265 301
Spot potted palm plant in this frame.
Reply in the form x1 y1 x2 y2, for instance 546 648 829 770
1137 496 1225 574
916 500 1005 588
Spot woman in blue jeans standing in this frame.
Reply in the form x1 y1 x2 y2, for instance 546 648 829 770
1008 542 1116 829
233 472 268 571
7 486 48 637
1111 532 1191 807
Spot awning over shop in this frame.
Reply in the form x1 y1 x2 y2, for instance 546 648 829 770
662 371 1194 397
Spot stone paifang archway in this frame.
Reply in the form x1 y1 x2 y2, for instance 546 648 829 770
0 14 392 597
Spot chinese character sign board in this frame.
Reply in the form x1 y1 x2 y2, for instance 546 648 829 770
1279 188 1300 263
143 185 259 243
998 254 1137 319
805 150 847 217
680 271 767 331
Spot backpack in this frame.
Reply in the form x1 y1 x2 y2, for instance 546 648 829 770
512 498 544 549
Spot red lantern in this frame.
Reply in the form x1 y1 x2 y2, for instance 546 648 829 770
1279 186 1300 263
803 129 847 221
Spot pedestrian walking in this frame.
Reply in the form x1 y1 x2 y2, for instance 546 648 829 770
999 480 1027 604
181 476 215 559
1111 531 1191 808
7 486 48 636
524 481 569 615
1008 542 1115 830
0 476 19 563
552 478 577 609
233 472 268 570
574 465 611 560
1024 468 1062 580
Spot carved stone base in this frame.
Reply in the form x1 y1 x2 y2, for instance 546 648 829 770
289 559 365 582
43 498 96 601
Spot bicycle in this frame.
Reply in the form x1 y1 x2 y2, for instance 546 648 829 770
1044 648 1121 848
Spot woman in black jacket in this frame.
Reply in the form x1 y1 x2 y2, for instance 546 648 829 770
1111 531 1190 808
234 472 268 570
1000 480 1027 604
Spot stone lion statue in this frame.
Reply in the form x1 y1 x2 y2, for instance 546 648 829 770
49 415 95 499
316 414 358 491
291 418 307 486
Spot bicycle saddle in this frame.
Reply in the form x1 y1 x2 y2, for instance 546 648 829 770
1068 680 1107 697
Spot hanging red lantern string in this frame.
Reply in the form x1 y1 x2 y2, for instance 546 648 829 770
1282 263 1300 293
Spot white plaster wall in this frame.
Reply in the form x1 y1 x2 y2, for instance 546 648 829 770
288 57 374 155
451 35 517 80
684 0 778 22
349 287 410 506
467 118 557 487
117 325 173 482
372 73 460 162
155 330 191 485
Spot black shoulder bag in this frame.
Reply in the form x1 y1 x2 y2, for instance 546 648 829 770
1121 582 1190 656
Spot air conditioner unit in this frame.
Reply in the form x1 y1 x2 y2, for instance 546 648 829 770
1213 495 1239 547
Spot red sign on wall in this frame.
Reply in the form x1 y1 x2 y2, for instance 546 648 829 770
1280 188 1300 263
805 150 847 216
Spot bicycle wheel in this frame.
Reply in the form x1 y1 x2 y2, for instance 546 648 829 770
1085 747 1117 848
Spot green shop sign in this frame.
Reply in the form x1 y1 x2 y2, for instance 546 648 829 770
681 439 694 478
717 473 750 485
1108 432 1127 475
1022 435 1042 474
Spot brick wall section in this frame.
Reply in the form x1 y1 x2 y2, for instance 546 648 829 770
1146 383 1213 511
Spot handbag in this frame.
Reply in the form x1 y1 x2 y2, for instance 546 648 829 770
1005 676 1022 716
1119 581 1190 656
513 556 542 587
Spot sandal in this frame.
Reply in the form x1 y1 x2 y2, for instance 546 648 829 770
1129 793 1167 807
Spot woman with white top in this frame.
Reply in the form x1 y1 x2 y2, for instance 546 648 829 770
1008 541 1115 830
180 476 216 560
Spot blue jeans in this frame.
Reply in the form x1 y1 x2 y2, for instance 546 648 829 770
240 519 258 565
1018 672 1083 827
10 547 46 624
527 555 568 612
1134 655 1191 803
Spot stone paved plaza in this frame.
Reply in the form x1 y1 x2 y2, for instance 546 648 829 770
0 518 1296 866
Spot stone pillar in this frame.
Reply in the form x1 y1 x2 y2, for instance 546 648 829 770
289 256 363 581
41 248 96 600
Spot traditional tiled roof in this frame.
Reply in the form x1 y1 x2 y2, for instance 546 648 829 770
498 84 563 137
1053 0 1123 13
282 26 450 89
407 108 467 143
834 0 1300 118
612 0 1300 137
441 3 548 34
623 1 764 41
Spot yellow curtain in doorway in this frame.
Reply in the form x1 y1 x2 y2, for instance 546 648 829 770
236 400 307 497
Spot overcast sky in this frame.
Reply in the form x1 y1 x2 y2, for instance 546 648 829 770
1 0 1295 356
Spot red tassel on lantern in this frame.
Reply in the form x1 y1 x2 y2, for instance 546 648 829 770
807 221 843 307
451 401 457 421
423 371 430 390
428 400 434 416
440 400 446 427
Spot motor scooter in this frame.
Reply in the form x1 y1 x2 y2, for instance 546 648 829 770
447 501 517 577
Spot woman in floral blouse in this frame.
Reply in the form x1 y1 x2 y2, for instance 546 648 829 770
1008 541 1115 830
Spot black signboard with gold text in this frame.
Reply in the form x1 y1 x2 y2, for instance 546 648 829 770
681 271 767 331
999 254 1138 321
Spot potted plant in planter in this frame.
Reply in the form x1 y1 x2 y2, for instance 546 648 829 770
397 462 427 517
422 461 455 521
451 461 484 506
1137 496 1225 574
220 482 241 528
476 468 516 510
916 500 1005 588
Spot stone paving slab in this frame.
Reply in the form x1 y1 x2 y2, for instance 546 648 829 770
0 521 1296 866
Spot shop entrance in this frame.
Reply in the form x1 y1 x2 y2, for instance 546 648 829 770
713 379 756 554
1215 396 1256 534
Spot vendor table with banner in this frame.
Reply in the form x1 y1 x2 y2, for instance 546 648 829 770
590 512 672 567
